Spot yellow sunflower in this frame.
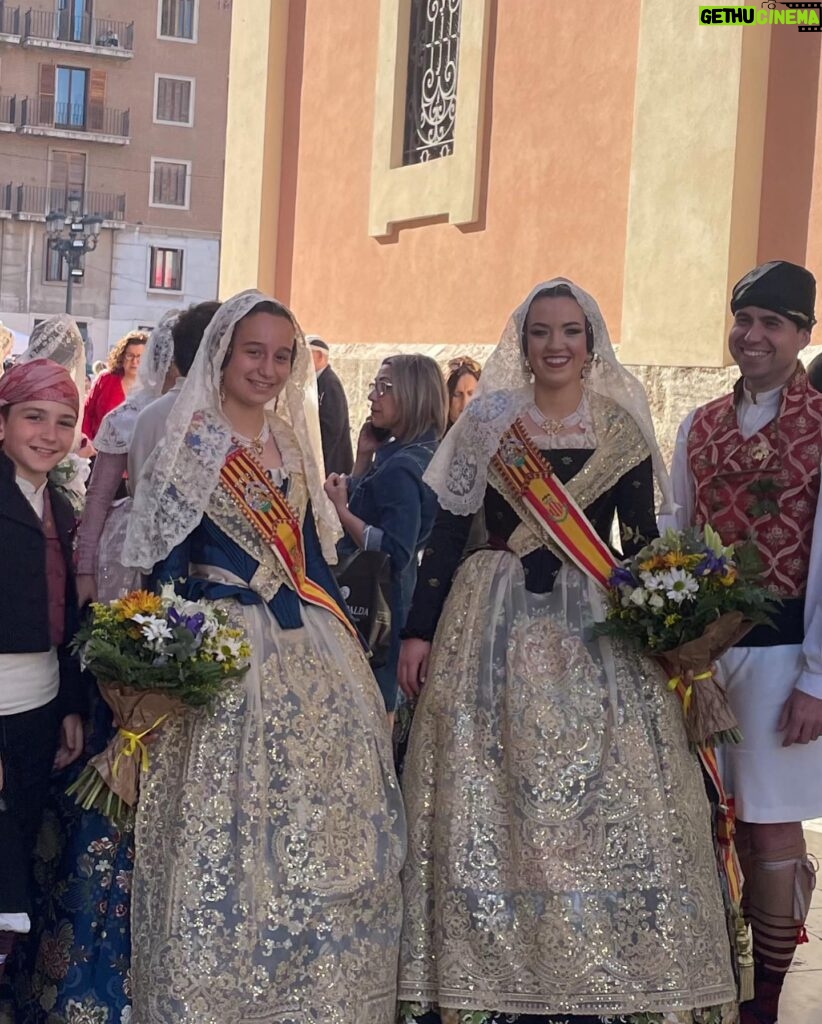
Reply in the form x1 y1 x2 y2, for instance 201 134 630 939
639 555 667 571
113 590 163 621
663 552 701 569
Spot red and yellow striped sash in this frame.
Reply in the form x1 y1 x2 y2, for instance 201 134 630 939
220 448 356 637
491 419 618 588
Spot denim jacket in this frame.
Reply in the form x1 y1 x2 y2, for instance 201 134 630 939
339 431 439 709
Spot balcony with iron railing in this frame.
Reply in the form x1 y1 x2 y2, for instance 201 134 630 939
19 96 129 143
0 3 21 37
0 93 15 129
0 183 13 215
12 183 126 223
21 8 134 55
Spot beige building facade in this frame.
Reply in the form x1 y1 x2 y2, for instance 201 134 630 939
0 0 230 361
220 0 822 455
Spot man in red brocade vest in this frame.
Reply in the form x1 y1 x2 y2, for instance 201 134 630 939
664 260 822 1024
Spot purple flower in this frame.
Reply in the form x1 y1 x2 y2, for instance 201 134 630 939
609 566 638 588
168 608 206 636
694 551 726 576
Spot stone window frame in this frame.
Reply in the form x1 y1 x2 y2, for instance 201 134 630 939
149 156 192 210
157 0 199 44
147 244 185 293
153 73 196 127
368 0 492 238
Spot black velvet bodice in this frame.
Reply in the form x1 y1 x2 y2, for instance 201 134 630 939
403 450 658 642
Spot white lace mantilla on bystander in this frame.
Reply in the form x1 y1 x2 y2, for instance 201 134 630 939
93 309 180 454
19 314 86 399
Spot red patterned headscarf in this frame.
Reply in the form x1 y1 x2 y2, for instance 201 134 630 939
0 358 80 415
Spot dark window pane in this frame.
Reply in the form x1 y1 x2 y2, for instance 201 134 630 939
403 0 462 165
149 247 184 290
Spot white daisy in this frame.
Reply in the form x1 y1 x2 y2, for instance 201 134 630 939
661 568 699 604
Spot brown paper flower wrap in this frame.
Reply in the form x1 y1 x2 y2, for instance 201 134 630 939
68 586 251 825
597 526 779 748
653 611 754 749
67 684 185 827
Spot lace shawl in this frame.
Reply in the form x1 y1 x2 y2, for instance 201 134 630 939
93 309 179 454
424 278 672 515
19 313 86 400
123 289 340 572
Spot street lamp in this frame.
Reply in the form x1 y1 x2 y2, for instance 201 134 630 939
45 193 103 315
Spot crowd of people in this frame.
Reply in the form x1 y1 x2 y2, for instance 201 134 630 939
0 262 820 1024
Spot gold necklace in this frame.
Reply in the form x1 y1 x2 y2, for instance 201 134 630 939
231 422 270 456
529 398 583 435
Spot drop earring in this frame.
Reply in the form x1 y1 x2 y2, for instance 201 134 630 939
219 373 226 404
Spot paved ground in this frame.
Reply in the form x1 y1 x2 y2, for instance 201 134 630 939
780 822 822 1024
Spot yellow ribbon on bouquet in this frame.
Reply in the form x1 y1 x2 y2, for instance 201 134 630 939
112 714 169 777
667 670 713 716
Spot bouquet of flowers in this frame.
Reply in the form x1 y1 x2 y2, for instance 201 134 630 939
69 584 251 824
597 525 778 748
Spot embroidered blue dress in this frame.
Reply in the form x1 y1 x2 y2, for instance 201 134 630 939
128 428 405 1024
15 695 133 1024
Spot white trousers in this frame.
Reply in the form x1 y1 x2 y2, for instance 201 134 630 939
719 644 822 823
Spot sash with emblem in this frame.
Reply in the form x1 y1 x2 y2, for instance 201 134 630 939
491 418 619 586
219 448 356 638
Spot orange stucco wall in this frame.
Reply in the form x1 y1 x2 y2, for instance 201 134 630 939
799 32 822 283
759 27 821 270
275 0 642 346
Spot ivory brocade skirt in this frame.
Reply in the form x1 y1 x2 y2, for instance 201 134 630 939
398 550 738 1024
131 590 406 1024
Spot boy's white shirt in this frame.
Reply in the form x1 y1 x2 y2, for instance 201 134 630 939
0 471 59 715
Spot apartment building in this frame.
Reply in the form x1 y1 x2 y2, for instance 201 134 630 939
0 0 230 361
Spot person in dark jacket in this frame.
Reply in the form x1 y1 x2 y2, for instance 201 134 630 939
808 351 822 392
0 359 85 988
325 353 448 713
308 335 354 475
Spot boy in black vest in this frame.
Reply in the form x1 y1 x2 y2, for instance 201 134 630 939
0 359 86 984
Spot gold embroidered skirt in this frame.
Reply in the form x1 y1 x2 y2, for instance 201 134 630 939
398 551 737 1019
131 598 405 1024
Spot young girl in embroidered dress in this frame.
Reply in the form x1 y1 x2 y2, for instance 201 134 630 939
395 280 739 1024
123 290 404 1024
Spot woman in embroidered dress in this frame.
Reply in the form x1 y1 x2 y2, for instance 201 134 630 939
395 280 738 1024
74 309 180 606
13 313 180 1024
122 290 405 1024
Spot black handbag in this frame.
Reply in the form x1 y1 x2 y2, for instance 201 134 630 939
333 550 392 669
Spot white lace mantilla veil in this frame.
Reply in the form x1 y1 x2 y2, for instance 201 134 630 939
93 309 180 454
123 289 340 573
424 277 673 515
19 314 86 398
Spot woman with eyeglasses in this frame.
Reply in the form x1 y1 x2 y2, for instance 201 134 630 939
324 355 448 714
82 330 147 441
445 355 482 428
